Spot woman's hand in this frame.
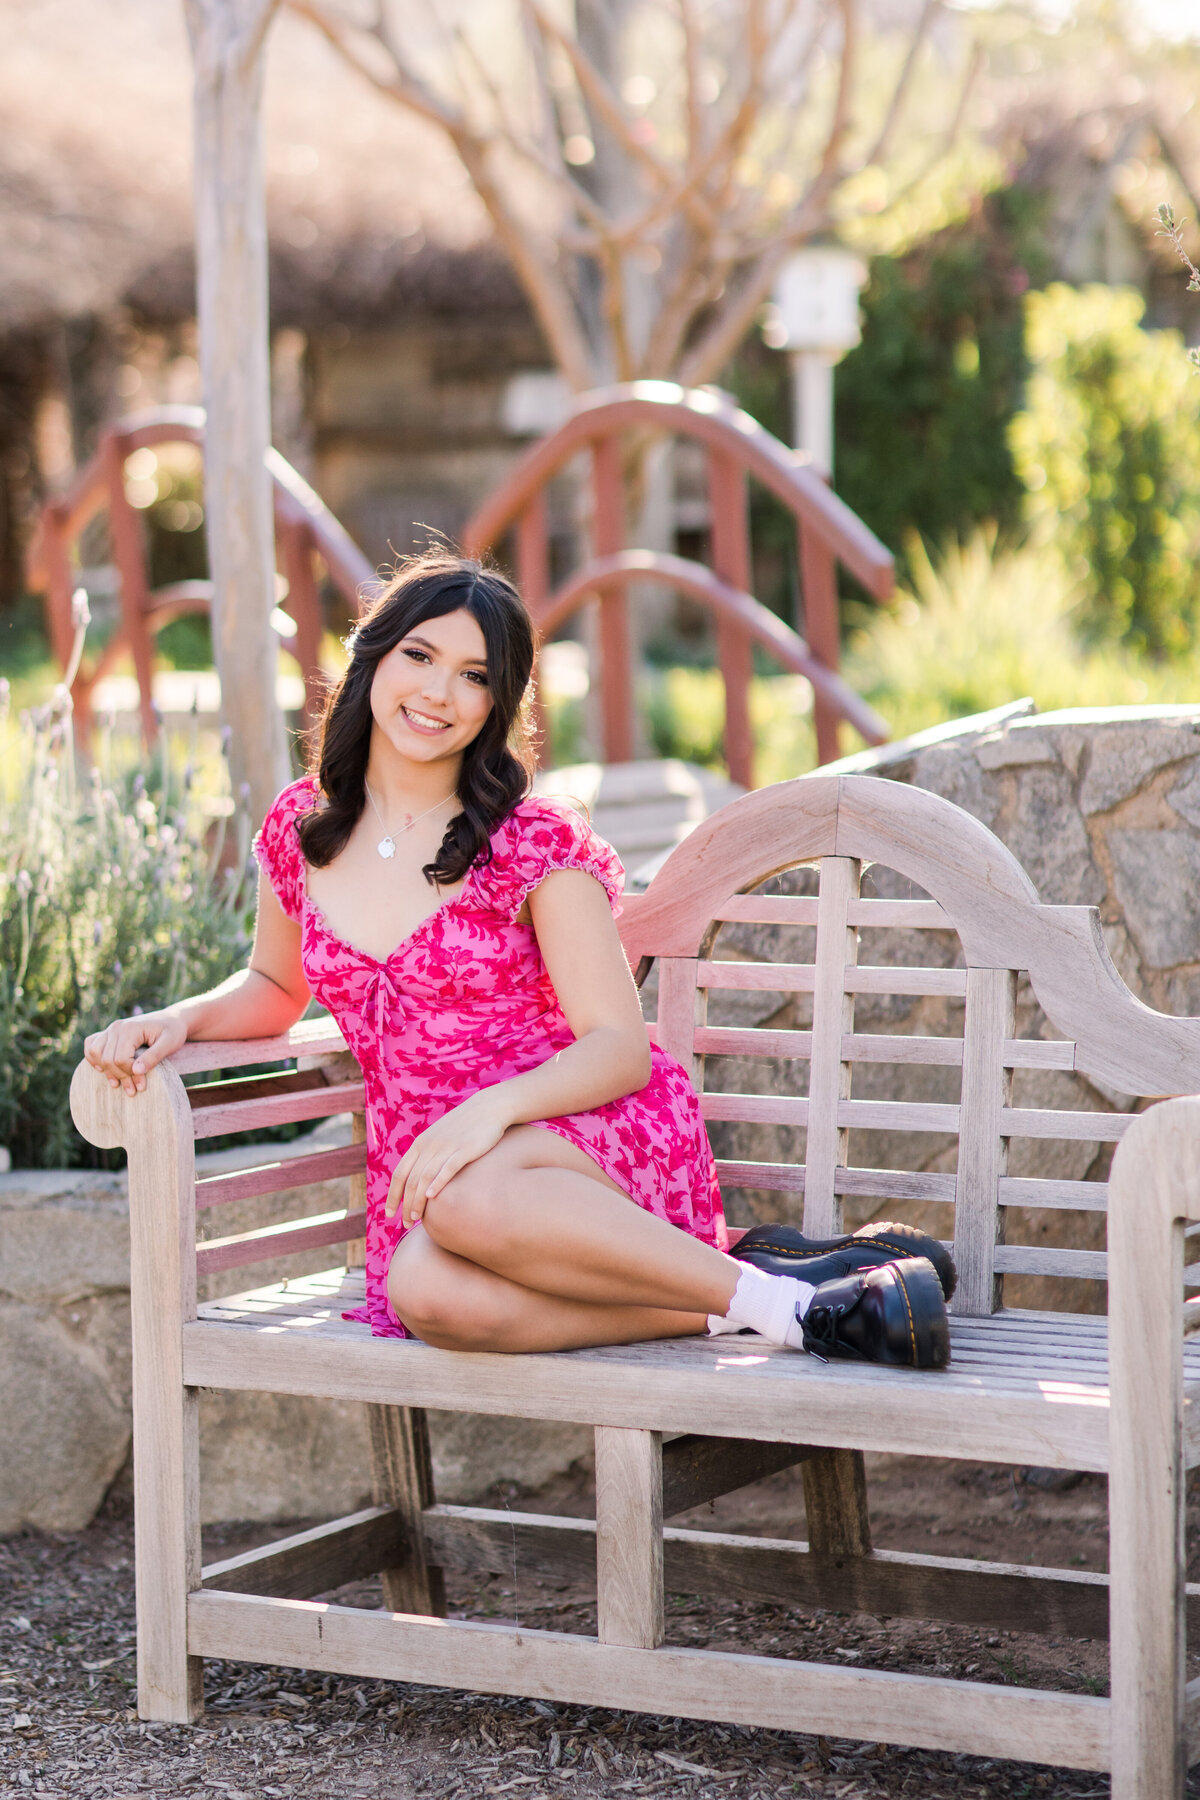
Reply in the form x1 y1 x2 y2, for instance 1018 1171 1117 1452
84 1009 189 1096
386 1090 512 1229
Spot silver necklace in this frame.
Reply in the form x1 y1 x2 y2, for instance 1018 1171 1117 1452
364 782 455 861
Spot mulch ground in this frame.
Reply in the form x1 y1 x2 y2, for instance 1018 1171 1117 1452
5 1455 1200 1800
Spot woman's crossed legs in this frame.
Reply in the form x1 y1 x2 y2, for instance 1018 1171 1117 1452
387 1124 741 1352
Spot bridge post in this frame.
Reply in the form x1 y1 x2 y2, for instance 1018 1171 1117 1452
799 525 842 765
591 437 634 765
516 495 551 762
707 449 755 789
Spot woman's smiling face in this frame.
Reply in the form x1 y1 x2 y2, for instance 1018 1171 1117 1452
369 607 493 768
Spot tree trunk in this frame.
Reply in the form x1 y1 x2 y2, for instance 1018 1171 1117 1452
184 0 289 830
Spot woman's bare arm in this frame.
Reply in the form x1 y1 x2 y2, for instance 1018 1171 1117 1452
84 872 311 1095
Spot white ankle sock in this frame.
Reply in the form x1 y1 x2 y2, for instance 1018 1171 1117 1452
706 1265 816 1346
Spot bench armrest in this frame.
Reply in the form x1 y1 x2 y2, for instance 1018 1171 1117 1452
167 1014 348 1077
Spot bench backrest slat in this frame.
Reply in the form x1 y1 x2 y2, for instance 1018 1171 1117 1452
620 773 1200 1319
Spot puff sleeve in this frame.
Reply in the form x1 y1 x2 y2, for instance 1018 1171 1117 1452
474 797 624 921
251 777 317 924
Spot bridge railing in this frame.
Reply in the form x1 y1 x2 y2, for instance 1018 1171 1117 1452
26 405 375 741
462 381 893 783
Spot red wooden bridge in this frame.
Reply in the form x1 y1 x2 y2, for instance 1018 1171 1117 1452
29 383 893 783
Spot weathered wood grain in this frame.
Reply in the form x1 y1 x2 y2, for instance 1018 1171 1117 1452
195 1208 367 1276
954 968 1015 1316
367 1405 445 1617
186 1589 1112 1770
195 1142 367 1209
660 1435 814 1516
201 1506 407 1600
420 1504 1200 1642
189 1078 365 1140
595 1428 663 1648
70 1059 203 1722
1108 1100 1200 1797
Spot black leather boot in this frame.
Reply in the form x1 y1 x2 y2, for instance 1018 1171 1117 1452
734 1220 957 1302
799 1257 951 1369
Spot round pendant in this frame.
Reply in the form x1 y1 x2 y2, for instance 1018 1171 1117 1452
377 835 396 860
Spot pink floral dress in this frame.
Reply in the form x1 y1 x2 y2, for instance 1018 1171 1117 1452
254 778 727 1337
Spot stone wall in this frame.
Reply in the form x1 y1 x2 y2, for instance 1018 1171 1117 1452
707 701 1200 1314
0 1115 588 1534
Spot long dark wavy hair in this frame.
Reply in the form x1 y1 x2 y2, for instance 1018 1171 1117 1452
298 550 536 887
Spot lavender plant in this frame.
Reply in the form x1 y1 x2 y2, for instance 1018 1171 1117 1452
1157 203 1200 375
0 672 255 1168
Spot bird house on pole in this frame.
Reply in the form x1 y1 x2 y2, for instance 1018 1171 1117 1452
770 245 868 480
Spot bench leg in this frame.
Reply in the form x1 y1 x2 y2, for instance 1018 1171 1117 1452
133 1381 204 1722
1109 1245 1187 1792
120 1076 204 1723
367 1404 446 1616
802 1448 872 1558
595 1427 664 1648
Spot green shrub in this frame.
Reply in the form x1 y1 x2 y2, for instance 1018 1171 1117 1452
1010 284 1200 656
844 529 1200 744
834 187 1047 561
0 690 255 1168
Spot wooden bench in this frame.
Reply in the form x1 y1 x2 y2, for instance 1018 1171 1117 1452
70 772 1200 1797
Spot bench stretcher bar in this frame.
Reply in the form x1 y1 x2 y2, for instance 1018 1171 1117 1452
187 1589 1112 1771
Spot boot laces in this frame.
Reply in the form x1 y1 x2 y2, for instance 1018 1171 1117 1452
800 1301 845 1362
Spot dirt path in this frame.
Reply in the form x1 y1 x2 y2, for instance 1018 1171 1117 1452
4 1458 1200 1800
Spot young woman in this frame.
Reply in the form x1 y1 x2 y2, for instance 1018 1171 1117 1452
85 552 950 1367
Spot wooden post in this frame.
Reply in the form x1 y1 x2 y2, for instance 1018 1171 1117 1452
367 1406 446 1618
69 1062 203 1722
954 968 1016 1316
707 449 755 789
798 523 842 765
184 0 290 827
101 430 159 746
595 1427 664 1648
1108 1102 1198 1800
802 1449 873 1559
590 435 634 765
516 495 551 764
801 855 872 1564
278 521 324 729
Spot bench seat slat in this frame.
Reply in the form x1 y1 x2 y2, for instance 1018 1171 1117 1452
185 1272 1148 1472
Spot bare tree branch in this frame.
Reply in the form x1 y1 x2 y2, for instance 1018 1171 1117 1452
291 0 986 404
881 35 984 212
678 0 705 169
531 1 721 239
861 0 941 170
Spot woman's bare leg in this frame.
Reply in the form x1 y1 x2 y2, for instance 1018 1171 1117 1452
388 1222 707 1353
414 1125 743 1324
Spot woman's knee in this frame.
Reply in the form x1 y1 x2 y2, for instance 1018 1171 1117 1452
420 1158 519 1258
388 1246 464 1346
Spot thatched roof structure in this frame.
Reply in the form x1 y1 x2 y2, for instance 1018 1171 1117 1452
0 0 513 334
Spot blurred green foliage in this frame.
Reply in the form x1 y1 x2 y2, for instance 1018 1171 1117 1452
572 531 1200 787
835 187 1050 559
0 694 254 1167
1010 283 1200 657
725 185 1051 615
842 530 1197 744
